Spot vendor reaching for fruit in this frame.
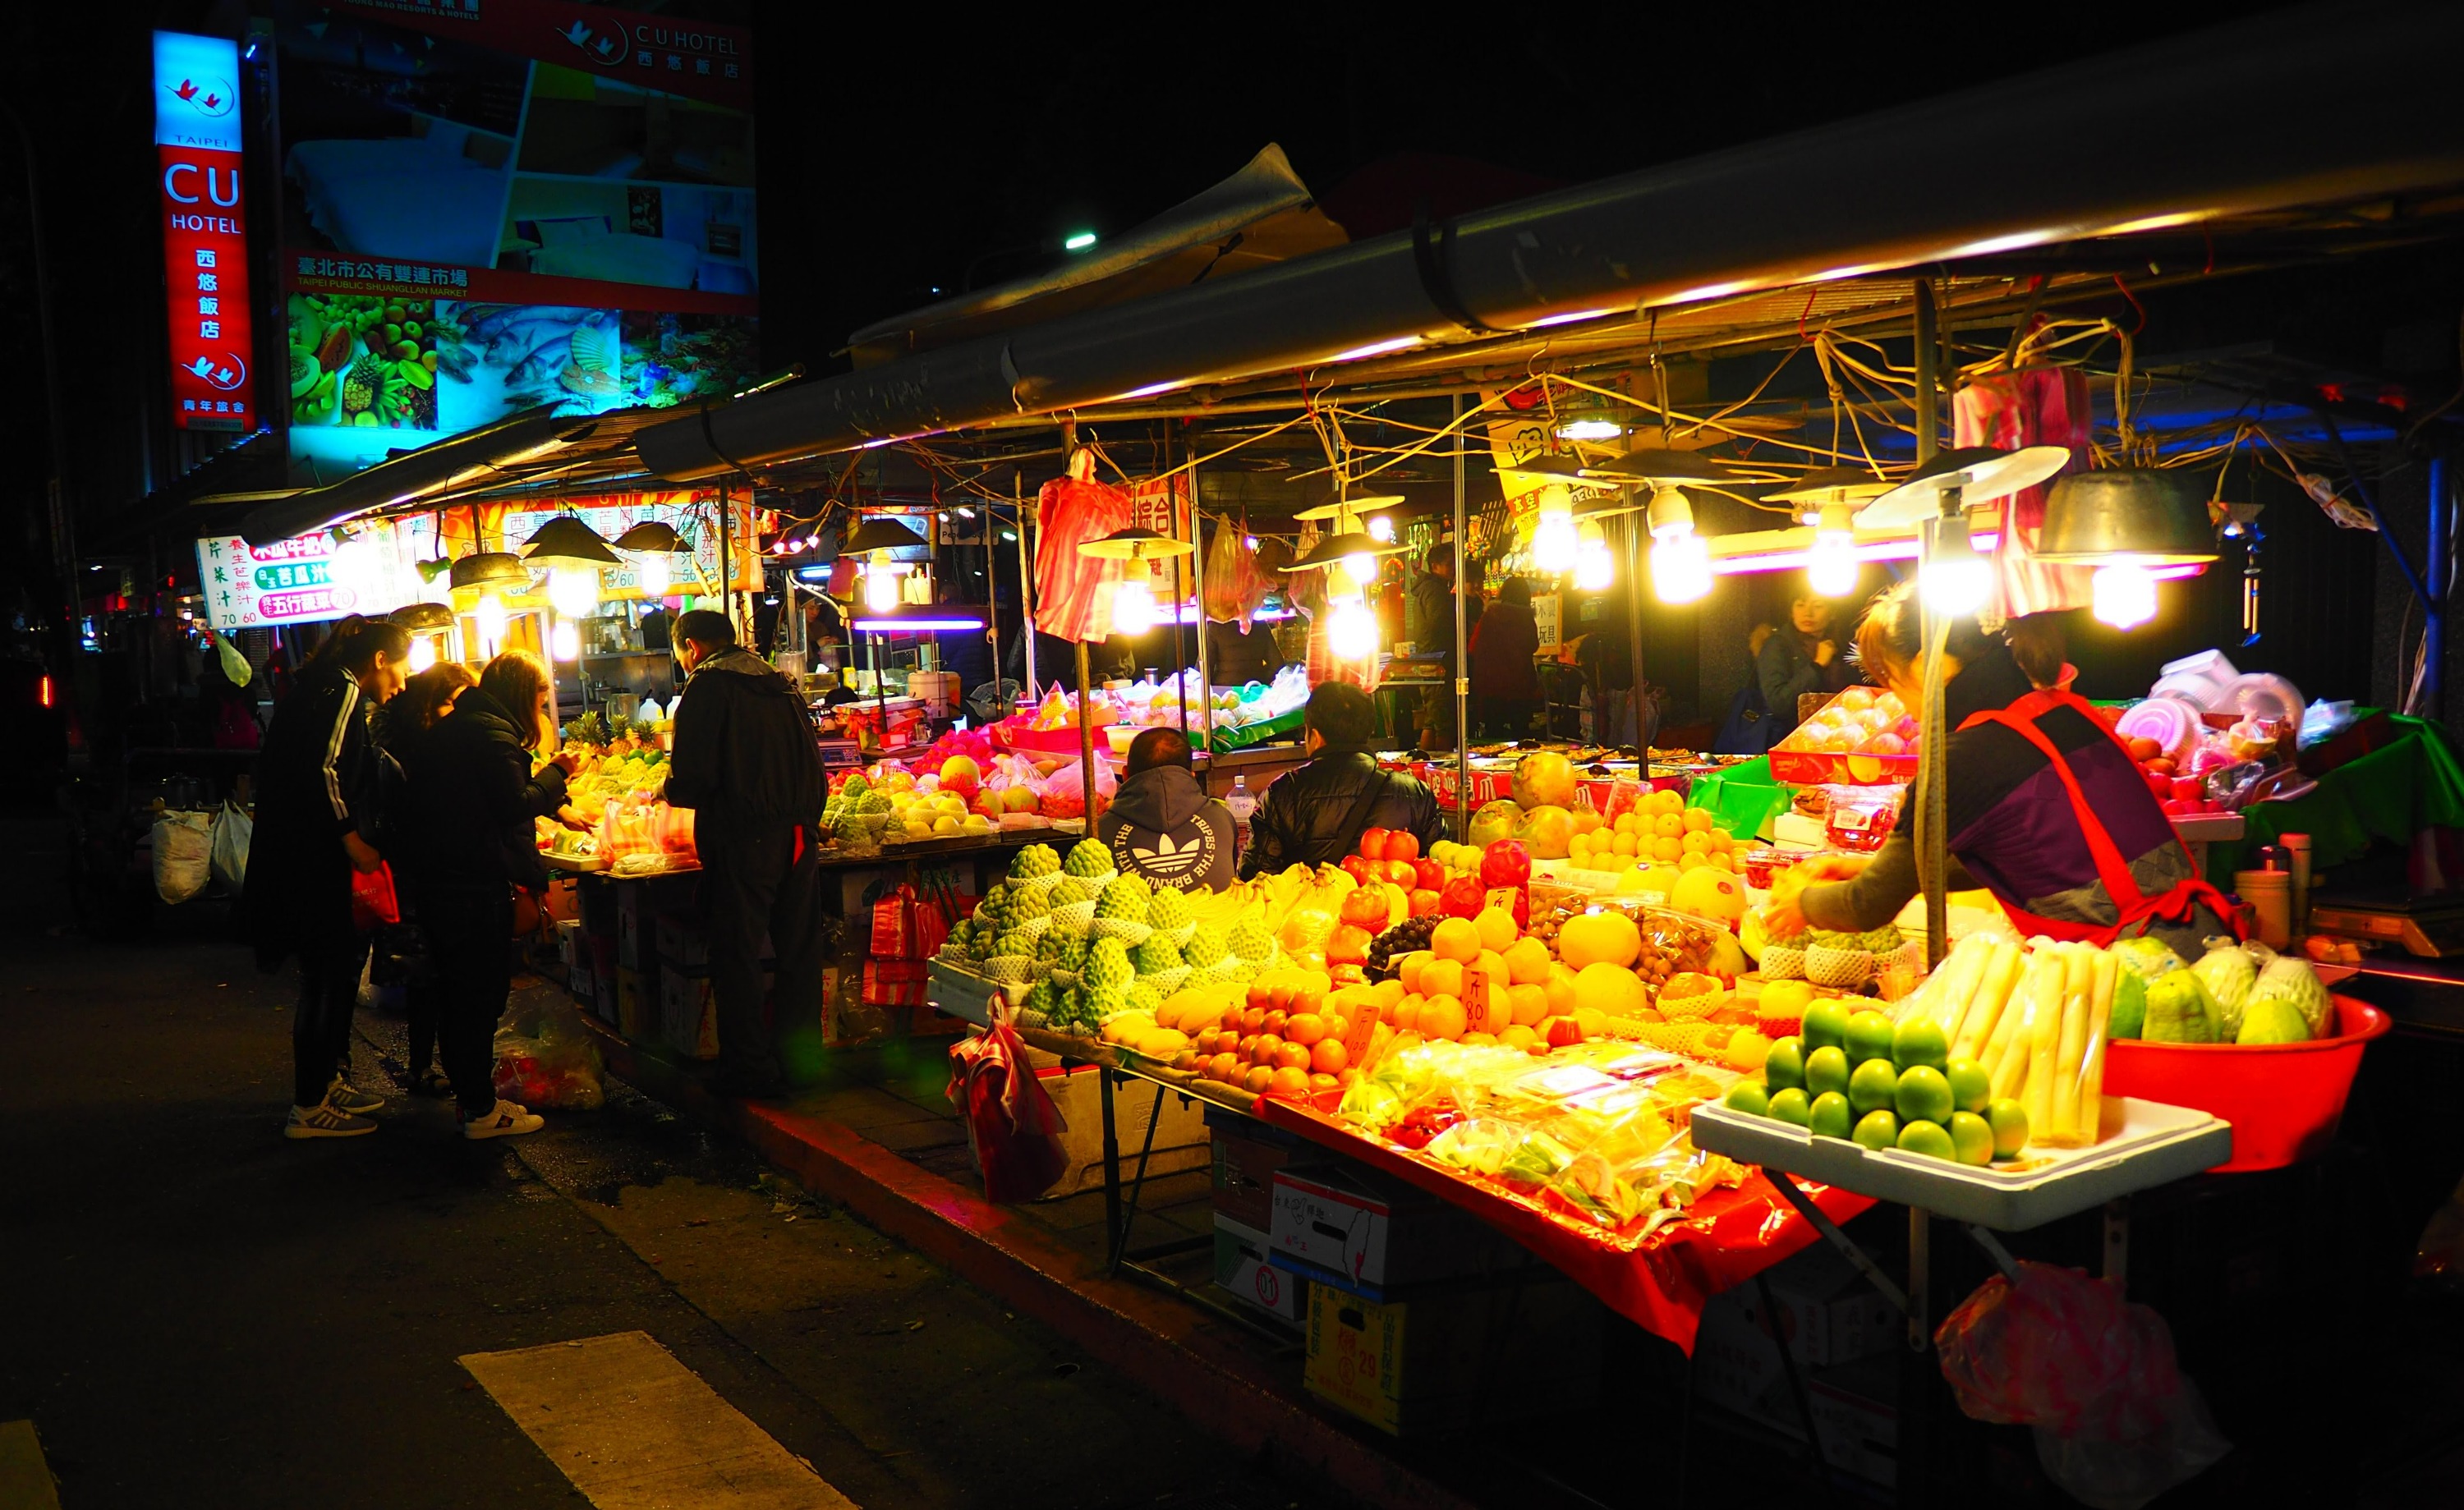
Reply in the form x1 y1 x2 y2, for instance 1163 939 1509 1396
1763 585 2234 958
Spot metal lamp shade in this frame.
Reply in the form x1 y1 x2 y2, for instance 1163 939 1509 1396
1765 466 1894 505
1497 453 1588 484
521 515 623 567
389 603 456 633
840 516 927 555
1859 444 2071 528
2034 470 2220 565
1294 492 1405 521
448 552 529 590
1077 526 1194 561
612 521 686 553
1289 530 1406 570
1577 444 1732 484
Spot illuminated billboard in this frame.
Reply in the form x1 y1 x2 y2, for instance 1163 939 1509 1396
155 31 258 432
270 0 759 483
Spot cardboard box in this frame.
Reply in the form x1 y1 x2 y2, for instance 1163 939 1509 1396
615 887 650 970
1692 1293 1898 1489
659 966 719 1059
554 918 583 970
1214 1214 1303 1325
1270 1163 1516 1292
577 874 618 938
656 911 710 973
1208 1115 1302 1231
568 960 595 1003
1302 1269 1603 1436
1731 1240 1899 1367
1037 1063 1211 1196
593 971 618 1025
614 966 649 1039
540 874 581 924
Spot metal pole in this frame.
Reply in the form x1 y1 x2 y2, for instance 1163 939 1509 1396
1914 279 1941 465
982 496 1000 718
0 103 76 668
2428 453 2449 718
1076 638 1098 834
1626 512 1647 751
1188 473 1212 760
1166 428 1190 746
1913 279 1950 970
716 479 733 635
1451 392 1470 840
1017 475 1039 701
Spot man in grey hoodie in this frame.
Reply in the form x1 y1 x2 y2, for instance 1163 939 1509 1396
1099 727 1238 894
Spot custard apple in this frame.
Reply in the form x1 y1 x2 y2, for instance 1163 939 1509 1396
1024 977 1059 1014
1131 934 1183 975
1048 876 1093 906
1146 886 1192 930
1057 931 1090 971
1096 877 1146 921
857 792 891 815
1011 842 1060 879
1128 980 1162 1013
1064 840 1111 878
1009 885 1051 922
1087 984 1127 1019
995 929 1034 959
1228 916 1273 962
1085 937 1134 991
1184 925 1228 968
1037 927 1073 963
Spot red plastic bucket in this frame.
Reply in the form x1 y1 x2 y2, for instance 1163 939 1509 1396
2102 995 2388 1172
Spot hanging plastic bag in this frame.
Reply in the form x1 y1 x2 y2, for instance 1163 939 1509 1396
151 810 214 905
209 799 252 894
1202 512 1273 631
1032 470 1132 642
213 631 253 688
492 995 607 1110
1037 754 1116 822
947 1013 1070 1201
1936 1262 2230 1510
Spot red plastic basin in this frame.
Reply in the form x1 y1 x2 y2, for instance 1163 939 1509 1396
2102 995 2388 1172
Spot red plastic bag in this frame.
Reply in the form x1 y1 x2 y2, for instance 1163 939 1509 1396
349 861 401 931
1032 473 1133 642
869 882 949 960
1936 1262 2229 1509
947 1015 1070 1202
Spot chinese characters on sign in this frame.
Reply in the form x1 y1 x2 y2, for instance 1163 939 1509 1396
156 31 256 433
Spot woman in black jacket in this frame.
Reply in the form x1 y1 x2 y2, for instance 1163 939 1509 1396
376 662 478 1098
244 616 411 1140
402 651 576 1139
1756 593 1855 739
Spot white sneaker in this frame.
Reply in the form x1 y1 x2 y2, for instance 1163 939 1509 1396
462 1099 545 1140
286 1100 377 1140
326 1076 384 1114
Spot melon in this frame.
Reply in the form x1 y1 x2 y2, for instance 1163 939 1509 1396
1468 799 1523 848
1512 750 1578 810
1511 804 1576 860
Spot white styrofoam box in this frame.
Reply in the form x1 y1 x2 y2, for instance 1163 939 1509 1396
1689 1095 2231 1231
1213 1214 1303 1324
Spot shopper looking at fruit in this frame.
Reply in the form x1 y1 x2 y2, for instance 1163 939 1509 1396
1239 683 1445 878
1763 584 2232 957
402 651 576 1140
1101 727 1239 894
244 614 411 1141
377 662 478 1100
1468 576 1542 739
1756 593 1857 741
666 608 829 1101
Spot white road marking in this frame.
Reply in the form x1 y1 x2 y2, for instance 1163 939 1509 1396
462 1332 858 1509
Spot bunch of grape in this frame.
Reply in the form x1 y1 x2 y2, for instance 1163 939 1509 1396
1365 914 1442 980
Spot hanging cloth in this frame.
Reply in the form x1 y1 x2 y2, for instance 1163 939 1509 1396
1956 688 2238 945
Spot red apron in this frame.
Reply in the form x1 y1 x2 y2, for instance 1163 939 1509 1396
1954 687 2239 947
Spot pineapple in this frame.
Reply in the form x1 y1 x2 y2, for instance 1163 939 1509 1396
1064 839 1111 879
1085 938 1134 991
1011 843 1060 879
1184 924 1228 968
340 352 387 416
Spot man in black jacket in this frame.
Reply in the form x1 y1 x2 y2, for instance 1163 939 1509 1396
1239 683 1446 877
667 609 826 1099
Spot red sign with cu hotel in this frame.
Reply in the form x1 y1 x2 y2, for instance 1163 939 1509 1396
155 32 255 433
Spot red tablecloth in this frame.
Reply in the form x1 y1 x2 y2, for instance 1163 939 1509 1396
1254 1098 1873 1353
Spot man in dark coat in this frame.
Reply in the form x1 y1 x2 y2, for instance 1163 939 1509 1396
666 609 828 1099
243 616 409 1139
1240 683 1445 876
1100 727 1237 894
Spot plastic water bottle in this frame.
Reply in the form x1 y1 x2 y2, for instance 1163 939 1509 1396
1225 774 1256 852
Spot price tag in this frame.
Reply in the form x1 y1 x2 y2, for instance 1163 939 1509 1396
1485 886 1522 914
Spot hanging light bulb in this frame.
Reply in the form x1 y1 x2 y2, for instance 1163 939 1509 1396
1367 514 1395 544
474 590 508 651
1807 503 1858 598
1112 575 1156 634
550 617 582 661
1340 548 1377 583
1328 598 1377 659
1920 515 1994 616
407 635 438 673
1650 533 1712 604
2092 562 2158 629
548 567 600 618
1574 521 1614 591
1533 485 1579 573
328 532 376 607
862 564 901 613
633 553 670 599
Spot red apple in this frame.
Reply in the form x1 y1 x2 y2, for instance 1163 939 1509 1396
1409 888 1441 916
1382 859 1419 888
1339 886 1391 930
1412 857 1446 892
1340 854 1378 887
1358 827 1393 862
1328 925 1373 966
1385 832 1420 864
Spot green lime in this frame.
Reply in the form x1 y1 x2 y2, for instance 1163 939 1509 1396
1948 1110 1994 1166
1852 1108 1901 1151
1809 1090 1855 1140
1944 1057 1991 1114
1891 1017 1949 1072
1848 1057 1900 1117
1894 1064 1954 1125
1763 1036 1806 1093
1803 1000 1852 1053
1768 1087 1813 1127
1725 1080 1770 1117
1804 1045 1851 1099
1986 1098 2030 1158
1897 1118 1956 1160
1844 1009 1896 1064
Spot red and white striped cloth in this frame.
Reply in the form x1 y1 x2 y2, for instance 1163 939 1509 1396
1032 475 1132 643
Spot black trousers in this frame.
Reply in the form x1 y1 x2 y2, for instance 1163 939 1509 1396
292 933 370 1108
700 822 823 1083
419 888 515 1118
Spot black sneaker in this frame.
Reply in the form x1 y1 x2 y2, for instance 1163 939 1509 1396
325 1077 385 1115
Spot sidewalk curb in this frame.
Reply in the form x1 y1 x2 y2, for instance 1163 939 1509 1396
588 1029 1473 1510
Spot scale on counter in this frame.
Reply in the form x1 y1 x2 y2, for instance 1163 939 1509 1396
2310 888 2464 958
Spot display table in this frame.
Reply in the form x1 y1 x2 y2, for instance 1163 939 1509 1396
2208 715 2464 882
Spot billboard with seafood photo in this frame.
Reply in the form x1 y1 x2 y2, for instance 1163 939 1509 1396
271 0 758 484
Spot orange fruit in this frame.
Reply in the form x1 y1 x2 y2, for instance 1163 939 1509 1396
1285 1012 1326 1047
1498 1024 1538 1051
1418 957 1464 1001
1308 1072 1340 1095
1268 1066 1310 1098
1544 964 1579 1015
1681 806 1715 833
1252 1034 1284 1065
1418 994 1468 1041
1653 811 1685 840
1275 1041 1312 1072
1611 831 1639 857
1574 962 1648 1018
1558 911 1642 971
1473 906 1518 954
1708 828 1734 852
1391 998 1421 1031
1710 851 1736 872
1507 983 1550 1026
1573 1007 1610 1039
1680 829 1712 855
1460 1032 1497 1047
1207 1053 1239 1082
1430 917 1481 963
1310 1038 1348 1075
1502 937 1552 985
1396 951 1431 993
1676 851 1708 872
1372 978 1405 1012
1651 836 1683 863
1245 1065 1276 1094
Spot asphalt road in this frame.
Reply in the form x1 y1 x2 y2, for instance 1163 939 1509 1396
0 837 1329 1509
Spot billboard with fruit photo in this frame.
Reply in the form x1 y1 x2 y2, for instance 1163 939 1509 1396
271 0 758 483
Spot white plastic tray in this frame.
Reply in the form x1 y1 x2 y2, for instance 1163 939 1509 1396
1690 1096 2232 1230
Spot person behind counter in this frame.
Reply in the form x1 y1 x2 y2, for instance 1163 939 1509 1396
1100 727 1238 893
1469 576 1542 739
1764 585 2232 957
667 608 829 1101
1239 683 1445 877
1205 617 1285 689
1758 593 1856 740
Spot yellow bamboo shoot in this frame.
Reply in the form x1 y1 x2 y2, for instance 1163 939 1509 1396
1951 941 2025 1063
2044 944 2094 1143
2072 948 2120 1145
2020 947 2071 1131
1925 936 1990 1036
1989 953 2057 1101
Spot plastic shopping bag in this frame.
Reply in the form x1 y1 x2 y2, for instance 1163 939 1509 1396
151 810 214 904
1936 1261 2230 1509
947 1014 1069 1202
349 861 402 931
209 799 252 894
492 995 607 1110
1037 755 1115 822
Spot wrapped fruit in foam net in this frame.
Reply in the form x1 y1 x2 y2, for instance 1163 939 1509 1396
1132 934 1183 975
1085 937 1135 991
1010 842 1060 879
1128 980 1162 1013
1228 916 1273 962
1146 886 1192 930
1048 876 1093 906
1096 876 1147 920
1184 924 1229 969
1064 840 1112 879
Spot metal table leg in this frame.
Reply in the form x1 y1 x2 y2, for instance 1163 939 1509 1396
1098 1063 1121 1253
1107 1075 1168 1274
